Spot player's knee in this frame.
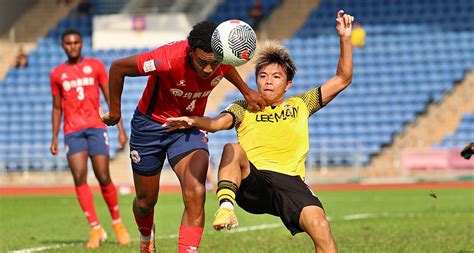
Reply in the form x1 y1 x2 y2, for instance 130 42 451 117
310 216 332 235
71 173 87 186
222 143 244 161
183 183 206 205
134 195 157 212
95 173 111 186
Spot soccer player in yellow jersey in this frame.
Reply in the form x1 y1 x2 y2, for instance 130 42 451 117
164 10 354 253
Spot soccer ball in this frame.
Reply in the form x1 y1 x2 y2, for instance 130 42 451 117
211 20 257 67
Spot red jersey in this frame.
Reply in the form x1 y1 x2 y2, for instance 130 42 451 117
50 57 108 135
136 40 232 123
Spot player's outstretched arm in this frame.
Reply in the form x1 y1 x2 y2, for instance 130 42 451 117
225 67 265 111
101 55 141 126
50 95 62 155
100 84 128 149
163 113 234 133
320 10 354 106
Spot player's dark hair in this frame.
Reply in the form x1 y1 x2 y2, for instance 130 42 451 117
61 29 82 42
187 21 218 53
255 41 297 81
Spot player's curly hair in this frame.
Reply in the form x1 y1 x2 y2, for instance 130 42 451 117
187 21 218 53
61 29 82 42
255 40 297 81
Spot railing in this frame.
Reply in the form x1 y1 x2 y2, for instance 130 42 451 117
0 145 67 177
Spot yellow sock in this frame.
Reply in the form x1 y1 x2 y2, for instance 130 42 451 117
216 180 238 206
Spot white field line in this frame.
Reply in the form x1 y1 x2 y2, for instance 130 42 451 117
8 213 377 253
8 243 75 253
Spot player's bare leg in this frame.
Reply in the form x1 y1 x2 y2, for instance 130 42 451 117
173 149 208 227
68 151 107 248
91 154 130 246
68 151 90 186
299 206 338 253
90 155 111 186
173 149 208 252
213 143 251 230
133 172 160 253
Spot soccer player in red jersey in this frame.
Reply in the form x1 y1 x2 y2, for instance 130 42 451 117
100 21 265 252
50 29 130 248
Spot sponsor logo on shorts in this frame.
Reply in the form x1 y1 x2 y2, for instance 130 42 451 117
64 145 69 155
200 131 208 143
103 132 109 146
130 150 141 164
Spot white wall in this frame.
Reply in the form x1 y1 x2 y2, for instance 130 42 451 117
93 13 192 50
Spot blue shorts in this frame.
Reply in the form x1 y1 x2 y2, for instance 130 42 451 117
129 110 209 176
64 128 109 157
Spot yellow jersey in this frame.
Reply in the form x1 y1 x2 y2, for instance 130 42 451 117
223 87 323 179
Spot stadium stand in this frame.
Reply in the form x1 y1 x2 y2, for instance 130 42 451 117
0 0 284 172
208 0 281 24
0 0 472 175
436 114 474 148
207 0 474 168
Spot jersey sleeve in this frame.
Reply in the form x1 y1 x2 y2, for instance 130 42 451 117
136 46 171 75
50 70 60 96
222 100 248 129
219 64 233 76
296 86 323 117
96 60 108 86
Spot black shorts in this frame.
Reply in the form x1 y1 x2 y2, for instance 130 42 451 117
236 162 324 235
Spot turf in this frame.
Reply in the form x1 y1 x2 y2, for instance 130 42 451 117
1 187 473 252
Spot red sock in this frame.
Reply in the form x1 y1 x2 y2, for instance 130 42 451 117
134 210 154 237
100 182 120 220
75 183 99 227
178 226 203 253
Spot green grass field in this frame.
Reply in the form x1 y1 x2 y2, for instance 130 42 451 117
1 187 473 252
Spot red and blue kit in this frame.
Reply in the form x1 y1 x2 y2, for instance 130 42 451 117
50 57 108 135
136 40 232 123
130 40 231 174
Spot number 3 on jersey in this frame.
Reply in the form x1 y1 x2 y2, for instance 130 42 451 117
76 87 85 100
186 99 196 112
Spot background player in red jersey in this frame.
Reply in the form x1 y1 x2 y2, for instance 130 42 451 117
100 21 265 253
50 29 130 248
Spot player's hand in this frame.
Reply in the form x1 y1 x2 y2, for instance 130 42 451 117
336 10 354 38
50 138 59 156
118 131 128 150
99 107 121 126
163 117 195 131
243 89 265 112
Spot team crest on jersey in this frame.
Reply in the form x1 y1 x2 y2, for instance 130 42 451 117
61 73 68 80
170 88 184 97
130 150 141 164
210 75 223 87
82 65 92 74
177 80 186 86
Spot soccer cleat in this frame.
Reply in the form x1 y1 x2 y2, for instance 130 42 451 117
140 224 156 253
113 222 131 246
212 207 238 230
86 226 107 248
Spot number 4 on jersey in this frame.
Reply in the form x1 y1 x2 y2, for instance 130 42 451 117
186 99 196 112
